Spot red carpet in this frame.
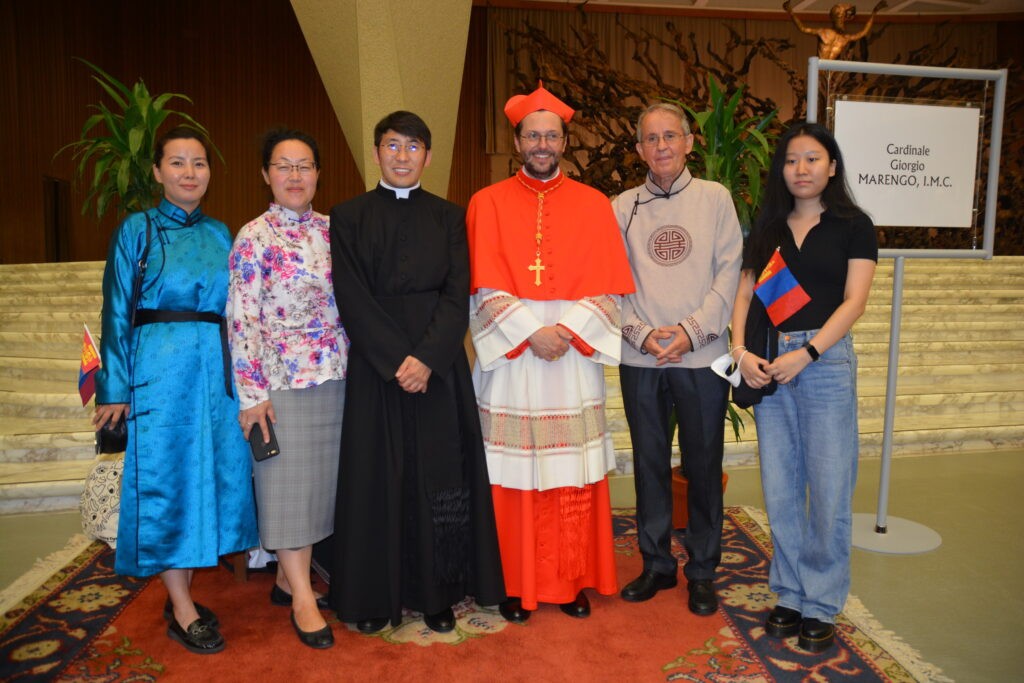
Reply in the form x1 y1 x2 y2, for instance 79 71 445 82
1 507 947 682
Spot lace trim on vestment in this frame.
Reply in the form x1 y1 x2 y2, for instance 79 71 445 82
479 403 607 453
470 292 521 341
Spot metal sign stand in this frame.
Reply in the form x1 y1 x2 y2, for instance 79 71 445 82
806 57 1006 554
851 256 941 553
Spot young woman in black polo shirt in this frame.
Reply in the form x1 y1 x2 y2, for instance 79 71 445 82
730 122 878 653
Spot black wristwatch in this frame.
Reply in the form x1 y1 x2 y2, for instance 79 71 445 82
802 341 820 362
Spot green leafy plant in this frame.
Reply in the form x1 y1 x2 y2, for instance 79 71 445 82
725 402 751 442
674 76 777 232
56 58 221 219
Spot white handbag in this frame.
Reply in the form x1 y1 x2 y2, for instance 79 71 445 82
79 452 123 548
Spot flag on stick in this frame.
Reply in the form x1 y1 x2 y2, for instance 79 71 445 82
79 324 100 406
754 248 811 326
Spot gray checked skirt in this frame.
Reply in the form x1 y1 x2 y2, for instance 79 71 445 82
253 379 344 550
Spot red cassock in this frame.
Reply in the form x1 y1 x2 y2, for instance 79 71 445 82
468 169 634 609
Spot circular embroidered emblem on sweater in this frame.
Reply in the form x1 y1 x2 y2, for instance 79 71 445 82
648 225 691 265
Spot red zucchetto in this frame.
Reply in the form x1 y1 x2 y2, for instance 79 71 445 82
503 81 575 126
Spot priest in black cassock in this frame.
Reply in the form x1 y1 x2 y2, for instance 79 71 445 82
328 111 506 634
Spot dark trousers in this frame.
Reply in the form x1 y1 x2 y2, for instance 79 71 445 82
619 365 728 581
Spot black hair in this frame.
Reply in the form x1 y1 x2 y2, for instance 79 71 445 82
153 126 212 167
373 111 431 150
260 128 320 170
743 121 865 272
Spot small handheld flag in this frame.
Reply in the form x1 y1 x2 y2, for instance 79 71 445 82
754 248 810 326
79 324 100 406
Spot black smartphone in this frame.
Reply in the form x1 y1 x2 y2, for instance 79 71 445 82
248 421 281 461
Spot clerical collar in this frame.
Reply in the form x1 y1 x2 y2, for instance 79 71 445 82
379 180 421 199
516 168 564 194
157 198 204 226
644 167 693 199
269 202 313 223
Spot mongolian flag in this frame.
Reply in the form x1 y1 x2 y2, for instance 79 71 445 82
78 324 100 406
754 248 811 326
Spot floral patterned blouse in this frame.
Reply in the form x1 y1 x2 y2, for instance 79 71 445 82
227 203 349 409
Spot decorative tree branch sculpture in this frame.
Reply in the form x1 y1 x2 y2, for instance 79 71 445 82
499 10 1022 253
502 11 791 199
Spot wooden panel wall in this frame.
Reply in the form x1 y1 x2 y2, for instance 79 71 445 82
0 0 367 264
2 2 1016 264
447 6 490 209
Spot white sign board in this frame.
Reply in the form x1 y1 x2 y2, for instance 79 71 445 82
833 100 980 228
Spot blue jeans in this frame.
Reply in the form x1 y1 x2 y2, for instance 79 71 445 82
754 330 859 622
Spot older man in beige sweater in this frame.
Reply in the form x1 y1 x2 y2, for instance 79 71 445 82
612 102 742 616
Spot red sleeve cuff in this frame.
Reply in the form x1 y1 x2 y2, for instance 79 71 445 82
505 340 530 359
559 324 595 357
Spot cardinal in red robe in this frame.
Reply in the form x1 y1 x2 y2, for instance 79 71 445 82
467 84 634 622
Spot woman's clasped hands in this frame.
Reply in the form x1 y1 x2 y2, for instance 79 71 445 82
735 347 813 387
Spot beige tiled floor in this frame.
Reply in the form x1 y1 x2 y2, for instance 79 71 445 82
725 450 1024 683
0 509 82 588
2 450 1022 681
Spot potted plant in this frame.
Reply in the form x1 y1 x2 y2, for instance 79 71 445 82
676 76 777 234
668 406 750 530
56 58 221 219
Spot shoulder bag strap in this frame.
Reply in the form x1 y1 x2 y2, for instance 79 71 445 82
128 212 153 329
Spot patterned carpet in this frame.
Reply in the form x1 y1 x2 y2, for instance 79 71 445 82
0 506 949 682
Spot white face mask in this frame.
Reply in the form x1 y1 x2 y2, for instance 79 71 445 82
710 352 742 388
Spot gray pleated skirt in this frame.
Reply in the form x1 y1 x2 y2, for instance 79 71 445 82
253 379 344 550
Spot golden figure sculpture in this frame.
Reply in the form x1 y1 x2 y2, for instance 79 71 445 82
784 1 888 60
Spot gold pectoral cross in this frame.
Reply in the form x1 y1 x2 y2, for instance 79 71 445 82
516 172 564 289
528 257 545 286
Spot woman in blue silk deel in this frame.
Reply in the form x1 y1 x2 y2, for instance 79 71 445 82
92 127 258 655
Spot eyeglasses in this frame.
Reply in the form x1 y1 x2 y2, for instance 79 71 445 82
519 131 565 145
640 132 687 147
271 162 316 175
381 141 424 154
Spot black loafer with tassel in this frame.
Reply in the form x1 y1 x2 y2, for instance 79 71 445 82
163 599 220 628
166 618 225 654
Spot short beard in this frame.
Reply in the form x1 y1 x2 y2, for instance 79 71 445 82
522 154 560 180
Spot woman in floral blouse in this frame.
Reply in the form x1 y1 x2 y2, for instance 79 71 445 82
227 129 348 649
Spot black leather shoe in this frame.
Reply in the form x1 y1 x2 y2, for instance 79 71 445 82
290 611 334 649
559 591 591 618
166 618 225 654
356 617 389 634
424 606 456 633
687 580 718 616
765 605 801 638
163 599 220 628
270 584 330 609
620 570 678 602
498 597 531 624
798 617 836 652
